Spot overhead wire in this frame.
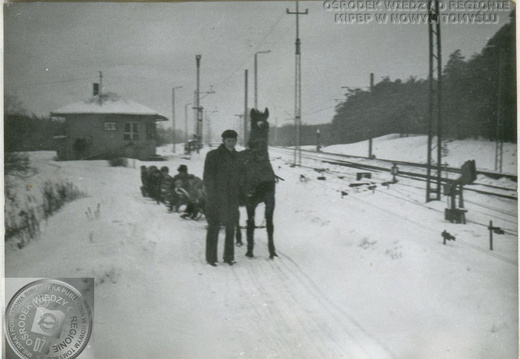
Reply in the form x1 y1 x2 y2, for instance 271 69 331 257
212 12 285 90
12 76 95 88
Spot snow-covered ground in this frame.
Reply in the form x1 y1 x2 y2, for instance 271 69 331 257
4 135 518 358
318 134 517 175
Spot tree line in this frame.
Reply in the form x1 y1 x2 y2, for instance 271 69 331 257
273 11 516 147
4 110 65 152
5 12 515 151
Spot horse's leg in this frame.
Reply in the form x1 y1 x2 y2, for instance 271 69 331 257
265 184 277 259
245 203 256 258
236 211 243 246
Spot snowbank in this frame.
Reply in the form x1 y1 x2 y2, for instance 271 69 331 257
4 136 517 358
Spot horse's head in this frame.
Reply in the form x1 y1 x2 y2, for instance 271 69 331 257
250 108 269 130
248 108 270 152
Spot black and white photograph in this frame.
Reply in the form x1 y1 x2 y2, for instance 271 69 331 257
3 1 517 358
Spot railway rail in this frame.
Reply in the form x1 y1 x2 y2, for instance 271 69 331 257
271 147 517 200
300 147 517 181
270 148 518 267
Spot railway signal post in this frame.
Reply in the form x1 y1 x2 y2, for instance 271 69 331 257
444 160 476 224
426 0 443 202
287 0 308 167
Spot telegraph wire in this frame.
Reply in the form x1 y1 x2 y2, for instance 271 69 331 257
212 12 285 90
12 76 94 88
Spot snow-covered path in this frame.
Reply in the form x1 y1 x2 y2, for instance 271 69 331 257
5 139 518 358
5 156 394 358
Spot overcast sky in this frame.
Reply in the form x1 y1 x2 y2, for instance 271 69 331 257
4 1 512 141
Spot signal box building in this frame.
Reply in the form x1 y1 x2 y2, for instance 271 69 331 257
51 94 167 160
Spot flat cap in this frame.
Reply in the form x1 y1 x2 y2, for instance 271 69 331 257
221 129 238 139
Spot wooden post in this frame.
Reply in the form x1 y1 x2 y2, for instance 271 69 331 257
369 72 374 158
244 69 249 145
489 220 493 251
458 183 464 208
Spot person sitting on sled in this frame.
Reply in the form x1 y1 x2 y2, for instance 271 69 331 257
173 177 205 220
172 165 193 189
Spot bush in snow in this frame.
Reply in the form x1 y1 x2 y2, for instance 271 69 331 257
108 157 128 167
41 181 84 219
5 152 31 176
5 153 32 211
5 178 85 248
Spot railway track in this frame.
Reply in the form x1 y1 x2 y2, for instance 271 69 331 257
270 147 517 267
301 147 517 181
271 147 517 200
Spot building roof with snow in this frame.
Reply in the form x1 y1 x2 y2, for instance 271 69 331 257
51 93 168 121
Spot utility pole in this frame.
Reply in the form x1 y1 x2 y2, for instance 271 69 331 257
235 114 245 146
98 71 103 106
425 0 443 202
190 85 215 149
254 50 271 109
369 73 374 158
200 87 216 146
275 117 279 145
184 102 192 143
205 109 210 146
205 109 218 146
244 69 249 145
171 86 182 153
192 90 197 138
316 128 321 152
287 0 308 167
494 48 504 172
195 55 202 148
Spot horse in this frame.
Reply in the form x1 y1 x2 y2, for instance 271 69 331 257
238 108 278 259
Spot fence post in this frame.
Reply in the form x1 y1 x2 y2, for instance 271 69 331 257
489 220 493 251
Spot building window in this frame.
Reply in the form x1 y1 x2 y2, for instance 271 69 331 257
146 123 156 140
124 122 139 141
104 122 117 131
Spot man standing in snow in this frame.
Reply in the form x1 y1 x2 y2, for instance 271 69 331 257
203 129 241 266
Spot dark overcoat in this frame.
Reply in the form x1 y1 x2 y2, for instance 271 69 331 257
203 144 241 223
